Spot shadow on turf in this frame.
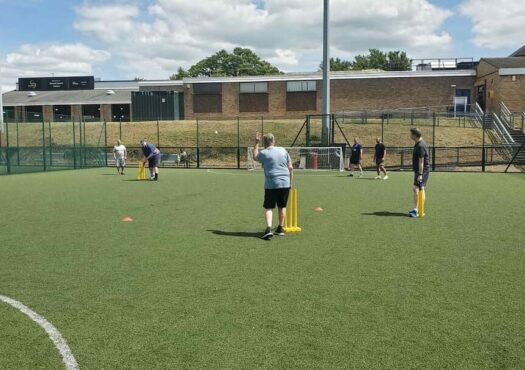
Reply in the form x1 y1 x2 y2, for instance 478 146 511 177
208 230 262 239
362 211 408 217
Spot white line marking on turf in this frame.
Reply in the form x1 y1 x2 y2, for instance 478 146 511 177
0 295 79 370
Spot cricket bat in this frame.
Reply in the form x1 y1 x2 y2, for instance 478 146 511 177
418 181 425 218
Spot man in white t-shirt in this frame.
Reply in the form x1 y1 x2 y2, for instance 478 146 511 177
113 140 127 175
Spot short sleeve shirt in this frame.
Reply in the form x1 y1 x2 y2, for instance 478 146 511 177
350 144 362 161
114 145 126 160
375 143 385 159
142 143 160 158
413 140 430 172
257 147 291 189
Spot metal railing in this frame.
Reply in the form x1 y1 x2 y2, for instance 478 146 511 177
499 102 514 129
492 113 515 145
411 58 475 71
473 102 484 128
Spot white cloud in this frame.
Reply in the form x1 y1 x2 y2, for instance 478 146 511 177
459 0 525 49
0 43 110 92
74 0 453 78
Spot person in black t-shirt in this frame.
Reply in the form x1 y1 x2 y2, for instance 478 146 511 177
348 137 364 177
409 128 430 217
373 138 388 180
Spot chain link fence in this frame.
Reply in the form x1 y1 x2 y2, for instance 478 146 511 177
1 109 523 175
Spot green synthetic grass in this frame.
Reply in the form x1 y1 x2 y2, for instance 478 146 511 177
0 168 524 369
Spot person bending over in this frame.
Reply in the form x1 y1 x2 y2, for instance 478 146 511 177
140 140 161 181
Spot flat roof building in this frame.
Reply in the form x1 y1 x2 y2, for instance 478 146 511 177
3 48 525 122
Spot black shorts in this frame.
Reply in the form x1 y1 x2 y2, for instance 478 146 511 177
148 155 160 168
376 159 385 166
263 188 290 209
350 158 360 165
413 170 430 187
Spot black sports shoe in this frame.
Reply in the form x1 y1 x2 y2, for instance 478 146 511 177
274 226 285 236
261 228 273 240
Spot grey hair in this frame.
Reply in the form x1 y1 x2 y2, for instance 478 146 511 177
262 133 275 147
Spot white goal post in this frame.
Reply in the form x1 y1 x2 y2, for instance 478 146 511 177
247 146 344 171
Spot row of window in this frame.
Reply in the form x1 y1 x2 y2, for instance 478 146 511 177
193 91 317 113
193 81 317 95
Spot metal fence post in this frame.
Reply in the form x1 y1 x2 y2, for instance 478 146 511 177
78 118 82 168
48 121 53 167
5 119 11 174
196 119 200 168
104 120 108 167
381 116 384 141
400 150 404 169
432 112 436 171
119 118 122 140
41 118 47 172
237 117 241 169
261 116 264 135
72 119 77 169
16 122 19 166
157 119 160 147
482 113 486 172
83 120 87 167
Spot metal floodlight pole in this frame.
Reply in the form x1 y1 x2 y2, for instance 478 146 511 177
321 0 330 146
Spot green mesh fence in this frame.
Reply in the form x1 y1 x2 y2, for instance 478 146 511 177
0 112 106 175
1 111 521 174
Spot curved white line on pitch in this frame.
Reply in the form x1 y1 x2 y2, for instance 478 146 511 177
0 295 79 370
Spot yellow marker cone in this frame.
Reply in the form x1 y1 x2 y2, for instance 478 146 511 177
284 188 302 232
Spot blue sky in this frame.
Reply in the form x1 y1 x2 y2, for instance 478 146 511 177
0 0 522 90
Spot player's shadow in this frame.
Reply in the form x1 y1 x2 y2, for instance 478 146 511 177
363 211 408 217
208 230 262 239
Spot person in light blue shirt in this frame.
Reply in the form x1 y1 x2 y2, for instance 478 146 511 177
252 132 293 240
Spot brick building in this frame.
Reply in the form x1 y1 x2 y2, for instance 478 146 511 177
475 57 525 113
2 47 525 122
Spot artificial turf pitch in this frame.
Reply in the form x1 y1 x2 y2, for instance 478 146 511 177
0 168 524 369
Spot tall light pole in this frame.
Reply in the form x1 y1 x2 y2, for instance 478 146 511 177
321 0 330 146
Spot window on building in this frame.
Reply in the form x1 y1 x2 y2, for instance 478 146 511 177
193 83 222 95
53 105 71 122
286 81 317 111
286 81 317 92
111 104 131 122
240 82 268 94
82 105 101 121
193 83 223 113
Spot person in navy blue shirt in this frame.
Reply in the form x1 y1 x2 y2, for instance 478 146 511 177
348 137 364 177
140 140 161 181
